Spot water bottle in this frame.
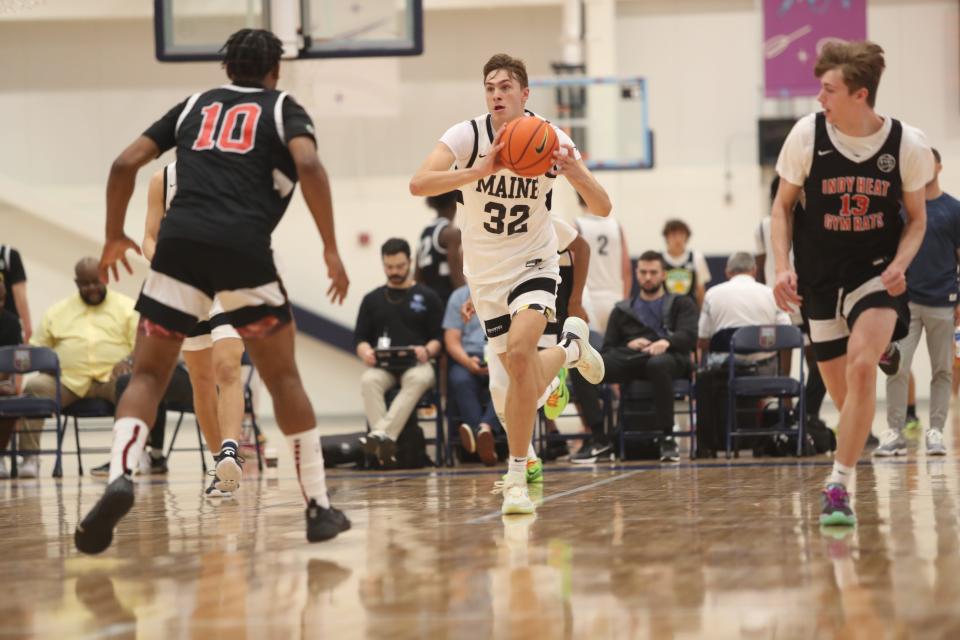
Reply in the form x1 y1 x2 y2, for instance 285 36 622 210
377 330 391 350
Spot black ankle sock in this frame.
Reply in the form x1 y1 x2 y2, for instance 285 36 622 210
907 405 917 419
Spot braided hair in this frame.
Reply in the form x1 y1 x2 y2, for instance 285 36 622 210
220 29 283 84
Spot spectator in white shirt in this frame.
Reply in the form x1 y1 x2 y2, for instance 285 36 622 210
698 252 791 369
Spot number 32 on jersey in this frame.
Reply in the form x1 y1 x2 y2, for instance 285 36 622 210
483 202 530 236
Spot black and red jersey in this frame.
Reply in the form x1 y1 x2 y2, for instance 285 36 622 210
143 82 315 252
799 112 904 288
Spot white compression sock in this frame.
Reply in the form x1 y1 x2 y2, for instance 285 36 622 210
527 443 537 458
507 456 527 484
560 338 581 366
828 462 855 488
109 417 149 482
286 428 330 508
537 376 560 408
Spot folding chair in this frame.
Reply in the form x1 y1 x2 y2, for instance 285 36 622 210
0 346 64 478
60 397 115 476
164 402 208 474
725 325 805 458
617 376 696 460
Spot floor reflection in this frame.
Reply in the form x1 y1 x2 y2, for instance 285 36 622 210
2 417 960 637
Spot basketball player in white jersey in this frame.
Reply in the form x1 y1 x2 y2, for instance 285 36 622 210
410 53 611 514
574 193 631 335
144 163 246 497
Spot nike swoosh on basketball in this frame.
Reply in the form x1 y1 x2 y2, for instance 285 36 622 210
535 129 549 154
817 149 833 156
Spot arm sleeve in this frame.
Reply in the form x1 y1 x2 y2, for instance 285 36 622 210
551 217 579 252
6 249 25 285
668 297 700 353
775 115 815 187
439 121 475 167
694 250 712 285
442 290 466 331
555 127 583 160
697 294 714 339
142 98 190 154
426 290 445 342
899 125 934 193
282 95 317 145
354 295 374 347
29 311 53 348
0 317 21 347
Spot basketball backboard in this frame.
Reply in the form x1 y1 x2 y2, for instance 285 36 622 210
527 76 654 171
154 0 423 62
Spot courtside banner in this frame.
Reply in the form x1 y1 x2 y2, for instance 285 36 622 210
763 0 867 98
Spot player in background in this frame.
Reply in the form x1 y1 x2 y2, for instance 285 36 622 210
75 29 351 553
574 193 630 335
771 41 932 527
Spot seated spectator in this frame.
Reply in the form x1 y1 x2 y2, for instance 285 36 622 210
697 252 791 372
443 284 503 465
662 219 711 308
0 280 23 478
20 257 137 478
0 243 32 342
355 239 443 466
597 250 698 463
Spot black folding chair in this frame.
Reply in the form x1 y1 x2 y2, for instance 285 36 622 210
617 376 696 460
0 346 64 477
725 325 805 457
61 397 115 476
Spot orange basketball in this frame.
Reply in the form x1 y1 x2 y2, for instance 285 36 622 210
498 117 559 177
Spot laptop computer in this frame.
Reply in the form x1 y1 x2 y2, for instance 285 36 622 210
374 347 418 372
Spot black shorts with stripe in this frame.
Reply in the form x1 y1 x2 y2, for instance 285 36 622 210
137 237 291 336
803 263 909 362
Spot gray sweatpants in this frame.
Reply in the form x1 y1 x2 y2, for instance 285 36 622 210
886 302 955 433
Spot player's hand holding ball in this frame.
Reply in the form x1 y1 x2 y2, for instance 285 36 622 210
474 126 506 177
773 270 802 312
881 264 906 296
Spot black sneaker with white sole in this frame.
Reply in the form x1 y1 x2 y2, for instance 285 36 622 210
75 475 135 554
360 432 397 467
204 477 233 498
213 447 244 493
659 437 680 462
571 441 615 464
306 499 351 542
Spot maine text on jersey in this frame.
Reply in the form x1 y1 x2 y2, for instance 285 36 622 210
476 175 540 199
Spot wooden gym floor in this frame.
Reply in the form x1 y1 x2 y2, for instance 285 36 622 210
2 405 960 639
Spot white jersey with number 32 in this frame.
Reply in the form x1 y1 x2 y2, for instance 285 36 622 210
439 112 580 285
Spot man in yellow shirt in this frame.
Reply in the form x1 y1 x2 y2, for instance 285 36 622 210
19 257 137 477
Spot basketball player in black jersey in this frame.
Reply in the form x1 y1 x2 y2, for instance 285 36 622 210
415 191 464 306
771 42 933 527
75 29 351 553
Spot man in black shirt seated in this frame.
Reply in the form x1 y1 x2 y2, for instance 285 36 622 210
600 250 699 462
0 281 24 478
355 238 443 465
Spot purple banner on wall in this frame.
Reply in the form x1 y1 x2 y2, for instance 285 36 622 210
763 0 867 98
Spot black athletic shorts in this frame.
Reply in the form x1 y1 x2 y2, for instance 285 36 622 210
136 236 291 336
803 263 909 362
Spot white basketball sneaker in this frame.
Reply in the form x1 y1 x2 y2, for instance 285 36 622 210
493 478 536 515
561 316 605 384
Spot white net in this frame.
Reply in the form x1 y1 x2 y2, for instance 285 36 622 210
0 0 44 14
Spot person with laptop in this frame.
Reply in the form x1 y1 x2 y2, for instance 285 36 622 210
355 238 444 465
